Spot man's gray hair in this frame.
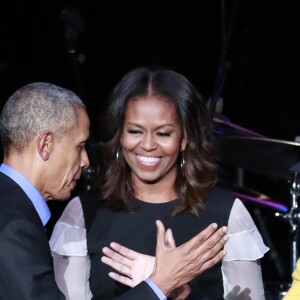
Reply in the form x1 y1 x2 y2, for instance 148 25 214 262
0 82 86 154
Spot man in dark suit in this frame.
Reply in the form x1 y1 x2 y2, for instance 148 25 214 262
0 82 90 300
0 82 227 300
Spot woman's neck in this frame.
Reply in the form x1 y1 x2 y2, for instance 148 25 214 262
133 181 177 203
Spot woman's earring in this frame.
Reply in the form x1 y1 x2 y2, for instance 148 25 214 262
116 148 120 161
116 147 123 172
180 150 185 170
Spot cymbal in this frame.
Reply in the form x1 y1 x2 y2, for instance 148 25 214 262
213 116 265 138
216 136 300 180
220 182 288 212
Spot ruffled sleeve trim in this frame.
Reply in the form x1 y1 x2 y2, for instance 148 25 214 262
224 227 269 261
223 198 269 261
49 196 88 256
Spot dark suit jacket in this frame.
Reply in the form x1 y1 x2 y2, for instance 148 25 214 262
0 172 160 300
0 172 65 300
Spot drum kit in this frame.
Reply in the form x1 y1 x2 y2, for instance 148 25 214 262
214 114 300 299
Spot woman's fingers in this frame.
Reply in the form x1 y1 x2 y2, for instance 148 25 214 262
108 271 134 288
101 255 131 277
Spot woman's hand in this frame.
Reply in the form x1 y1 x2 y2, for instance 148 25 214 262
101 242 155 287
102 220 227 299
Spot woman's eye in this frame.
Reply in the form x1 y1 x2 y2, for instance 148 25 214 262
157 132 170 137
128 130 142 135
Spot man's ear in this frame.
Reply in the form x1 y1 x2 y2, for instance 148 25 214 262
37 131 53 161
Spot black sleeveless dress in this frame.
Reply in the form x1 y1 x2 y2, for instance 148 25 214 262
80 185 235 300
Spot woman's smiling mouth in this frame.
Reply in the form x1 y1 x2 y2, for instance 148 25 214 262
136 155 161 166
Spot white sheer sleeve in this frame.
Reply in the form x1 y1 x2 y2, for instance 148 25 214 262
49 196 92 300
222 198 269 300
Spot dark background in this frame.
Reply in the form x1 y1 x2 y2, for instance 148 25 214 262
1 0 300 294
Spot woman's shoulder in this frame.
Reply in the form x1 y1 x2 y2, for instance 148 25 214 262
205 184 237 207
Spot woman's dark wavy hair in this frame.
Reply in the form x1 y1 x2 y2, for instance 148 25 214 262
97 67 218 215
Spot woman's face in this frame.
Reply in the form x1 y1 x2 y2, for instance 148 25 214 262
120 96 186 186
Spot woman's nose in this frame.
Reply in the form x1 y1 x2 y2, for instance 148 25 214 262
140 134 158 151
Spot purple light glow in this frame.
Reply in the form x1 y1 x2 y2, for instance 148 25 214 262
232 192 288 213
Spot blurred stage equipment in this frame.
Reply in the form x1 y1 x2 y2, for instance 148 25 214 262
60 7 100 182
60 7 85 56
275 161 300 272
214 115 300 299
214 113 300 180
220 183 288 213
82 166 97 191
213 114 265 138
60 7 86 99
265 162 300 299
209 0 238 118
81 141 101 191
217 135 300 180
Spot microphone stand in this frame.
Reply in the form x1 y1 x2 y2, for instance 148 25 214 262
60 7 86 100
61 7 100 192
276 161 300 273
209 0 238 119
